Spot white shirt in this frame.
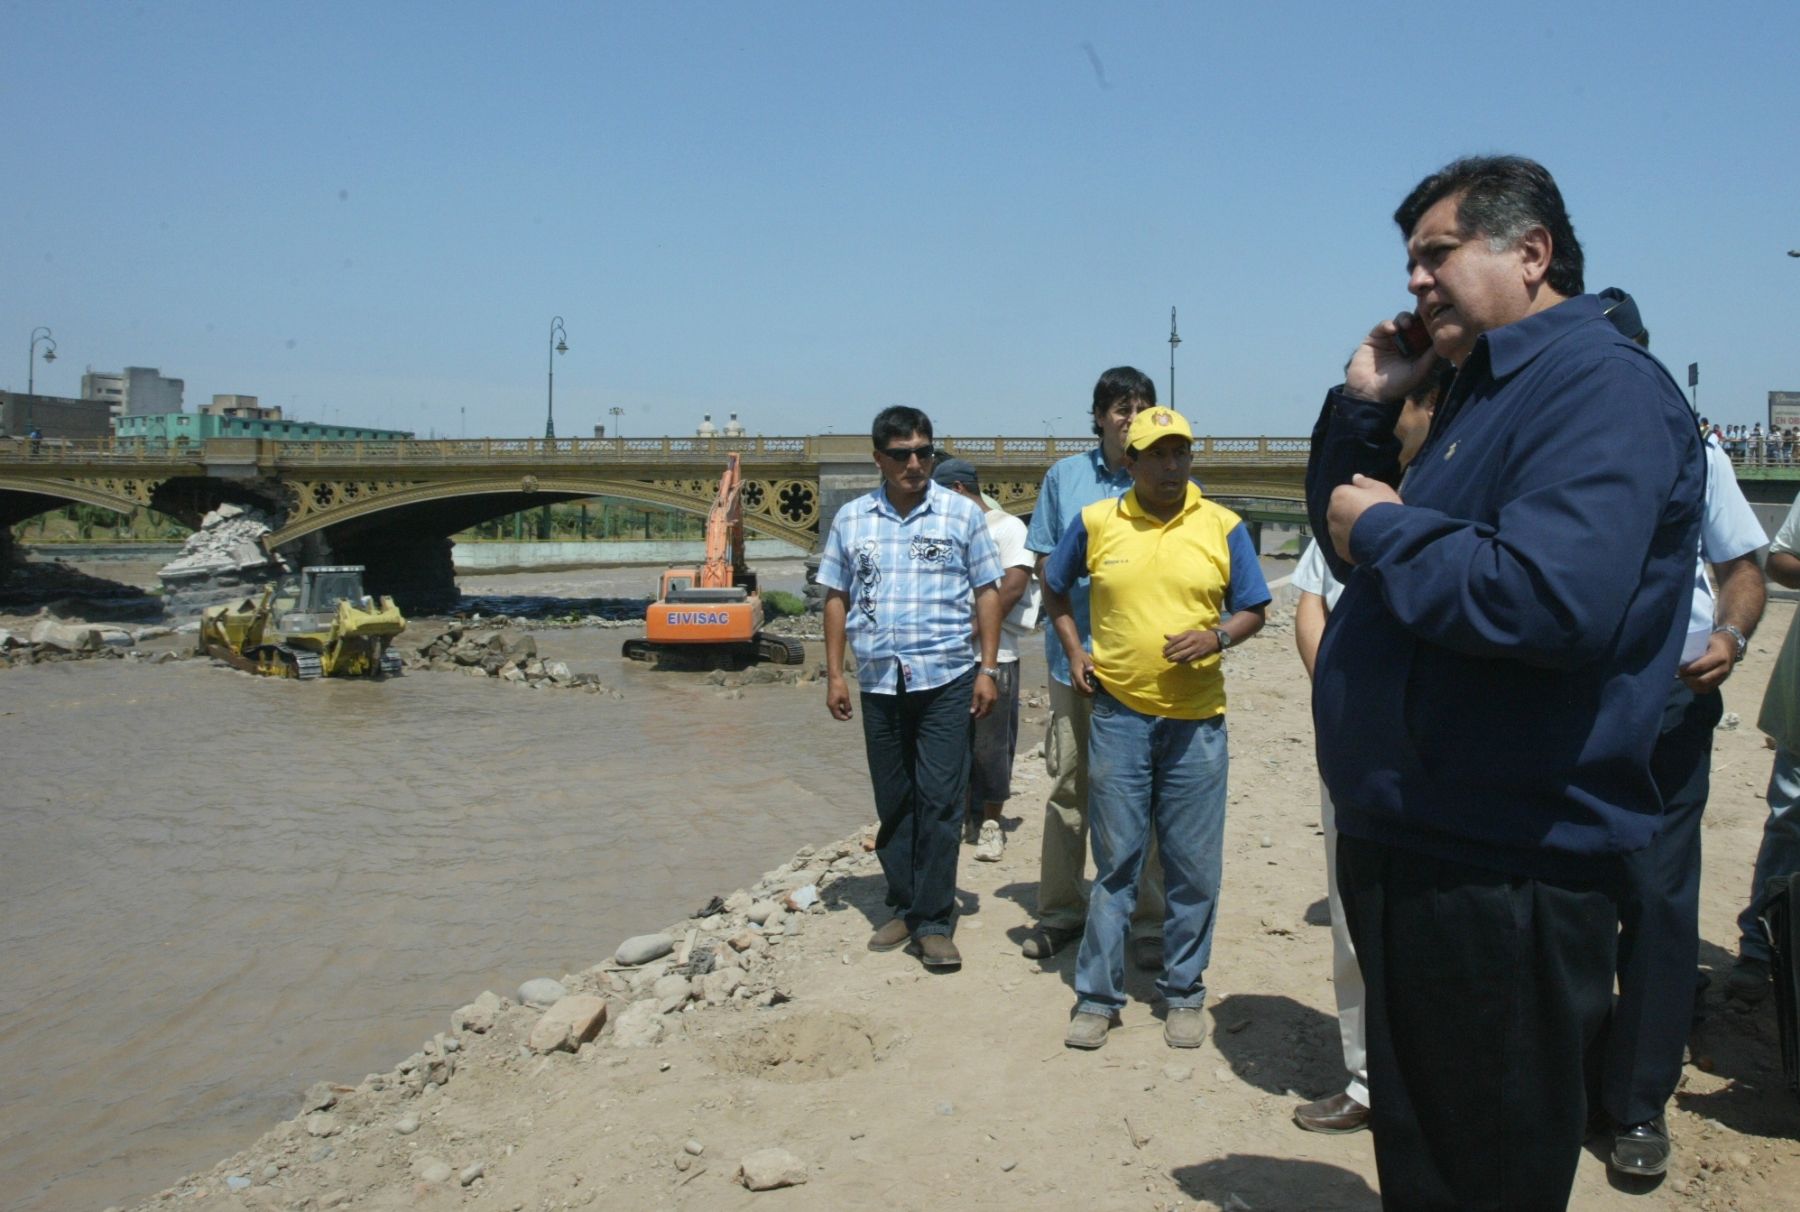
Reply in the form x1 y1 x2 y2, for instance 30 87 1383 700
1293 538 1345 611
985 506 1039 664
1683 439 1767 664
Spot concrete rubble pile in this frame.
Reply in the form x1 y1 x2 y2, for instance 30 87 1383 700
0 620 181 668
137 830 877 1206
407 624 622 695
157 504 288 619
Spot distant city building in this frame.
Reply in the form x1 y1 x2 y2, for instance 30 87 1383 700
203 394 282 421
723 412 745 437
696 413 717 437
1 391 114 440
113 412 413 443
81 367 185 417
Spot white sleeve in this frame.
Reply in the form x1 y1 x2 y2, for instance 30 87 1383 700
1700 444 1766 563
1772 493 1800 557
1293 539 1328 595
992 513 1034 569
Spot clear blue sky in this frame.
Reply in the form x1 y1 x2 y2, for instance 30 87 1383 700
6 1 1796 439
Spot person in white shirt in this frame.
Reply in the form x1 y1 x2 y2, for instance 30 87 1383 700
933 458 1039 861
1291 362 1448 1134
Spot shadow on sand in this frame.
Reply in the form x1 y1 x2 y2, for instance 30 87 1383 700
1172 1153 1379 1211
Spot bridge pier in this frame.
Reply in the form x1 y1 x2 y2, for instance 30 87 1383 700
280 526 460 616
816 458 880 549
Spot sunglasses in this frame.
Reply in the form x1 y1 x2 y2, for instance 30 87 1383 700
877 443 937 464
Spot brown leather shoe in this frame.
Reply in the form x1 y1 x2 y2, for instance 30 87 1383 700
1021 924 1082 959
867 918 911 952
914 934 962 970
1293 1090 1370 1134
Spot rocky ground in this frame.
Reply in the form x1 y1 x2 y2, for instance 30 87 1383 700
100 601 1800 1212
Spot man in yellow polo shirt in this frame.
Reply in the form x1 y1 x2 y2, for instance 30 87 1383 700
1042 406 1270 1050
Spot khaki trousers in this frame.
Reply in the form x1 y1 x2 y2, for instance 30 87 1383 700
1036 677 1164 938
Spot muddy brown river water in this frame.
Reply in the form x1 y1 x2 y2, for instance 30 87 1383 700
0 560 879 1211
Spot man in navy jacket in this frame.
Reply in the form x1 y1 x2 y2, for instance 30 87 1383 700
1306 156 1704 1211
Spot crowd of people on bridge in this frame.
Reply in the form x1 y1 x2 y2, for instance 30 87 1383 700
814 154 1798 1212
1708 420 1800 465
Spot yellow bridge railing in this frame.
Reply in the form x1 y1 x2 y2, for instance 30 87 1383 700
0 434 1315 468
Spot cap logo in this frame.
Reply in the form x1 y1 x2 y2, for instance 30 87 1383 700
1153 411 1173 427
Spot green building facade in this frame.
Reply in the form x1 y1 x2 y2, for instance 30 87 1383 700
113 413 413 442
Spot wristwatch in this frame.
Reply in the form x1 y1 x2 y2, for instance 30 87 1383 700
979 666 1003 679
1212 628 1232 651
1713 624 1748 664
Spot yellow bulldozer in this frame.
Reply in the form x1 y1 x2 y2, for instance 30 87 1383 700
198 565 406 679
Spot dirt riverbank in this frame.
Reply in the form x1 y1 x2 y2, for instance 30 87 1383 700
98 601 1800 1212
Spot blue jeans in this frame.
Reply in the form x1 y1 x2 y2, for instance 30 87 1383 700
1074 687 1228 1016
1738 745 1800 963
859 667 974 939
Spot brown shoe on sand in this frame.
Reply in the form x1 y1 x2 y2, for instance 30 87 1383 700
1293 1090 1371 1134
1021 924 1082 959
867 918 911 952
914 934 962 970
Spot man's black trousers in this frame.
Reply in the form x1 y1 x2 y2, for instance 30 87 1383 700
859 667 974 938
1602 683 1721 1125
1338 833 1619 1212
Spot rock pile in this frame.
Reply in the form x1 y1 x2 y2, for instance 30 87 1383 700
703 664 819 697
157 504 287 619
0 620 171 668
802 553 826 614
128 829 880 1207
406 624 621 694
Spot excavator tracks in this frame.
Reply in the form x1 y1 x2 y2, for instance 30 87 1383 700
755 632 808 665
622 630 807 667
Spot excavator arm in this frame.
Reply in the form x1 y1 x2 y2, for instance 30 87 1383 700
698 452 746 589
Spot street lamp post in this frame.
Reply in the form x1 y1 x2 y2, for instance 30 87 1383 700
545 316 568 439
1168 307 1181 411
609 405 625 439
28 326 57 396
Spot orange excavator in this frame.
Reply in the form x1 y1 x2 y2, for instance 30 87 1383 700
622 453 806 666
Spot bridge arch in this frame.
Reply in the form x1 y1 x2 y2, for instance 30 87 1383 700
0 474 159 528
267 475 824 551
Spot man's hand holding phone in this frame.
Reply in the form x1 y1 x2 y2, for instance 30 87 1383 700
1067 648 1098 696
1344 311 1439 404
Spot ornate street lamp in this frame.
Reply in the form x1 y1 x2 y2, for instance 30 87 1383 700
1168 307 1181 411
609 404 625 439
29 326 57 396
545 316 568 438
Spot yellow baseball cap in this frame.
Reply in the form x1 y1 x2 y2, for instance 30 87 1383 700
1126 407 1195 452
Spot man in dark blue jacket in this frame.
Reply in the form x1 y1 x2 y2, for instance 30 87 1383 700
1306 156 1705 1211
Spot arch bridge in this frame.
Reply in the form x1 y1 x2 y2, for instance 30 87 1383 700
1 433 1312 608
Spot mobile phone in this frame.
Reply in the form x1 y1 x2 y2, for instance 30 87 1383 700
1392 312 1430 359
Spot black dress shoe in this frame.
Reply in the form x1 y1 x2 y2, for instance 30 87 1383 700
1610 1116 1670 1176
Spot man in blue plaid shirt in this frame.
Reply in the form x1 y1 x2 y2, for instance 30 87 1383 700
820 405 1004 971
